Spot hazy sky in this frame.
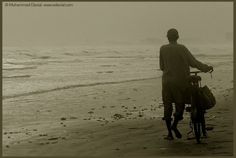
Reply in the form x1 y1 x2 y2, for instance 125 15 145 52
3 2 233 46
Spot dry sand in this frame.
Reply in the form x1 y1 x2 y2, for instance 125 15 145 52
3 67 234 157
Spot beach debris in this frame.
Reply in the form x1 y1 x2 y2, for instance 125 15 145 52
126 112 132 116
48 137 59 141
60 117 67 121
138 114 143 117
25 132 31 135
112 113 124 120
88 111 94 114
69 116 78 120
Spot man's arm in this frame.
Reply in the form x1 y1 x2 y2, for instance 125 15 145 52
159 47 164 71
184 46 212 72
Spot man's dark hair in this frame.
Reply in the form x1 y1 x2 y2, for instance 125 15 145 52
167 28 179 42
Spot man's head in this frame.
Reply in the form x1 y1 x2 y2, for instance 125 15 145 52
167 28 179 42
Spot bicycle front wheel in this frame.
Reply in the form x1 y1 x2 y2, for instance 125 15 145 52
193 122 201 143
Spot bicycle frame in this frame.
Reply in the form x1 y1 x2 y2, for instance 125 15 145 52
187 71 207 143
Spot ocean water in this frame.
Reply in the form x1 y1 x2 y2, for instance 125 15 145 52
3 44 233 99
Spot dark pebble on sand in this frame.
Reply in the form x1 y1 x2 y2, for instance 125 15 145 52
143 147 147 149
115 148 120 150
33 129 37 131
8 136 11 139
6 145 10 148
88 111 94 114
3 132 7 135
61 117 67 121
113 114 124 120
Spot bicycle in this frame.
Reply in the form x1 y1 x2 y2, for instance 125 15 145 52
186 70 212 144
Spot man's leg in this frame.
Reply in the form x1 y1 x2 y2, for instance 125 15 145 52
163 102 174 140
171 103 185 138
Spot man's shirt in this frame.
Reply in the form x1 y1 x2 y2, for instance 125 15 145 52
159 43 210 87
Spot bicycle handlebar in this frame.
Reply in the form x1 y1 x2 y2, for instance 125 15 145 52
190 71 202 74
190 69 214 76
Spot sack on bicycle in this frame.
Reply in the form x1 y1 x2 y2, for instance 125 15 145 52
199 85 216 110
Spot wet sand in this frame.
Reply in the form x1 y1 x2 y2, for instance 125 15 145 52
3 67 233 157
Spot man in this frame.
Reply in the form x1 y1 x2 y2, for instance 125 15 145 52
159 28 213 140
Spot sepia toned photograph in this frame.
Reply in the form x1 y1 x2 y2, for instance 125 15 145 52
2 1 234 157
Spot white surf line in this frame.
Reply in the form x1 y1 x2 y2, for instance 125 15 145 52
3 77 160 100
